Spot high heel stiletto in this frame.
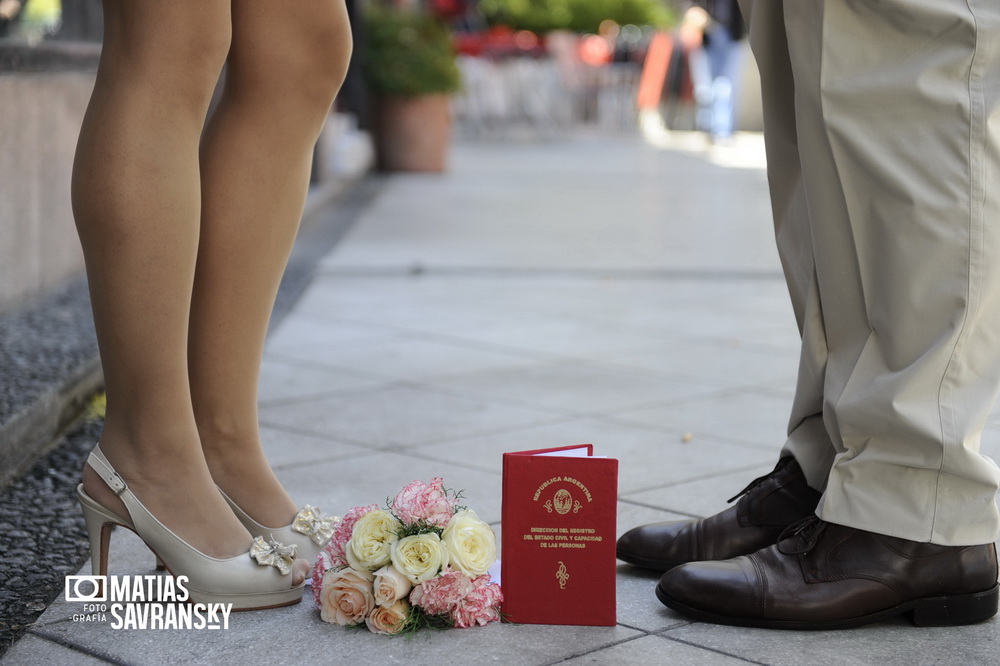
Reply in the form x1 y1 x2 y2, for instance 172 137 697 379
77 445 304 610
219 489 336 564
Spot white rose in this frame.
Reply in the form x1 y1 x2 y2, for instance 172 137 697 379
319 568 375 626
365 599 411 635
372 564 413 608
346 510 401 571
390 532 450 584
442 509 497 577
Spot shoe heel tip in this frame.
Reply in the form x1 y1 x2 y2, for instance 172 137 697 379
912 587 999 627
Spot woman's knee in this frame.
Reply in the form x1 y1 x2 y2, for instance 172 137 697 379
100 0 232 107
228 1 353 115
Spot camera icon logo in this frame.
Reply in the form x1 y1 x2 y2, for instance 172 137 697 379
65 575 107 602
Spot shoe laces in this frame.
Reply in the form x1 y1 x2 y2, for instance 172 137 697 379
776 515 826 555
727 464 783 503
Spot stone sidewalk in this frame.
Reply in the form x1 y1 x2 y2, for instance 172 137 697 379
7 131 999 664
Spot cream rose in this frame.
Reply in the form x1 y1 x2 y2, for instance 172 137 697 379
345 510 401 571
441 509 497 577
372 564 413 608
319 568 375 626
390 532 450 584
365 599 410 635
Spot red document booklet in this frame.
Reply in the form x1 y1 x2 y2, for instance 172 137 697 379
501 444 618 626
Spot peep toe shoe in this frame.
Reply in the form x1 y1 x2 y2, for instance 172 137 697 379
220 489 336 563
76 445 304 610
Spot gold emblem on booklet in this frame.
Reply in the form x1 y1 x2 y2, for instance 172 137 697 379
540 483 585 515
556 561 569 590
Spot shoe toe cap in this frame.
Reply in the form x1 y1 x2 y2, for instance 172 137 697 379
616 521 693 571
658 558 757 617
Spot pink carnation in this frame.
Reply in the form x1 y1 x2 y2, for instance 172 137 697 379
392 478 457 528
311 549 335 608
450 575 503 628
325 503 379 567
409 569 474 615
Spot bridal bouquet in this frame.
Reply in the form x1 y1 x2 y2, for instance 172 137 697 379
311 478 503 635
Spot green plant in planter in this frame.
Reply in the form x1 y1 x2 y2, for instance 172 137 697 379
364 8 462 98
480 0 674 34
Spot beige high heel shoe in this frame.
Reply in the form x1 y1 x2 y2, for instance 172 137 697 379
219 489 337 564
76 445 304 610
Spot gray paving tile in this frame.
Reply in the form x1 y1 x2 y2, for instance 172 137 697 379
560 634 747 665
594 339 798 389
285 276 454 319
407 312 675 359
260 425 367 468
423 359 726 415
621 463 775 518
1 634 110 665
324 138 777 275
663 617 1000 666
34 598 641 666
616 503 691 540
546 291 796 350
269 337 545 383
613 504 692 632
273 451 504 524
412 416 771 495
257 357 384 405
259 384 562 448
615 566 691 635
33 601 320 666
611 435 774 497
295 287 564 345
609 390 792 450
266 313 400 352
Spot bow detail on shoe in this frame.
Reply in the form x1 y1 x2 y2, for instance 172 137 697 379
776 515 827 555
291 505 339 546
250 536 298 575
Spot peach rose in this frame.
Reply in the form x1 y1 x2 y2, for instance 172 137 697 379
373 564 413 608
319 568 375 626
365 599 411 635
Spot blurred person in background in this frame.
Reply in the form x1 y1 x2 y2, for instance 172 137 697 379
71 1 350 609
619 0 1000 630
694 0 745 141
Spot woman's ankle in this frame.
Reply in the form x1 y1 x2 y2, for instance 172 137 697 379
203 442 298 529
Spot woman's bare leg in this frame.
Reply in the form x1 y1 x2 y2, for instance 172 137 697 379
73 0 256 559
189 0 352 526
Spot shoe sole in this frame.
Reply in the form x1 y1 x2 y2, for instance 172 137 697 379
656 581 999 630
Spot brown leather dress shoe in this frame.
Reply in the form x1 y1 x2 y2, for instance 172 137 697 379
657 517 1000 630
616 456 820 571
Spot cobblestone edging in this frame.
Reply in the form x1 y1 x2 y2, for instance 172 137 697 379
0 278 103 489
0 418 100 657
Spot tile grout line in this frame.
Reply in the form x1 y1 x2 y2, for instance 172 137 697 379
28 625 128 666
541 630 653 665
654 629 770 665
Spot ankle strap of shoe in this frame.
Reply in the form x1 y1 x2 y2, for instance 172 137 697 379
88 445 128 496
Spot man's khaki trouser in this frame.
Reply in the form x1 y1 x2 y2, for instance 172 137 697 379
739 0 1000 545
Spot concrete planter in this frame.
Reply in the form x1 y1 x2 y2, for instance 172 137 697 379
374 94 452 172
